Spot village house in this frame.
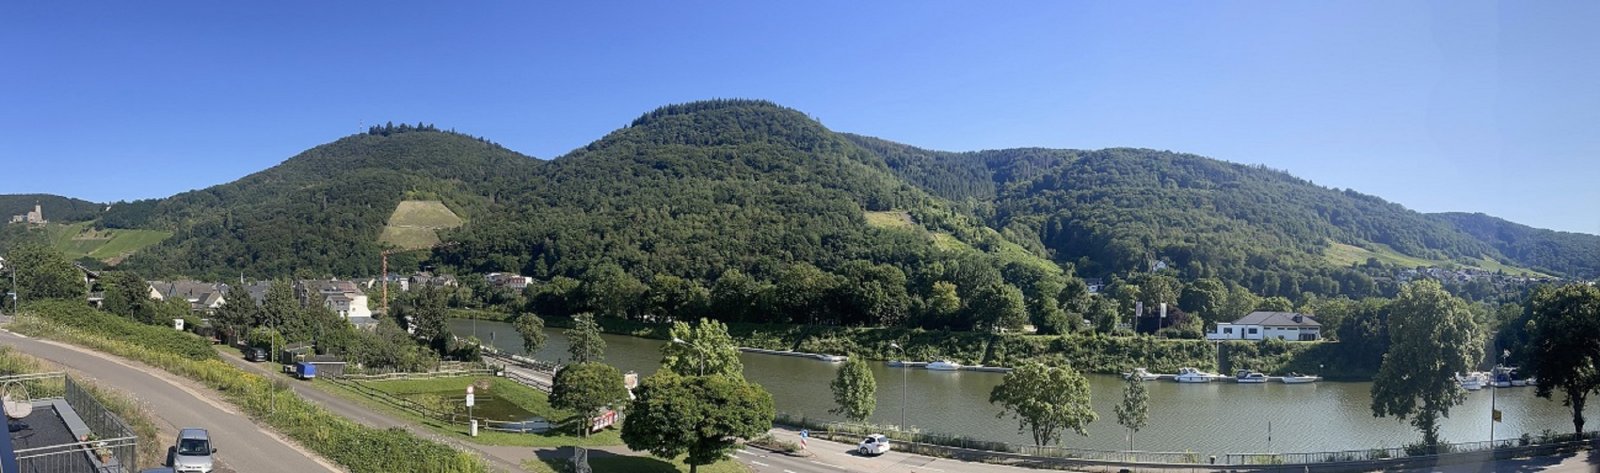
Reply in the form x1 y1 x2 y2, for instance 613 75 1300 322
294 279 372 320
485 272 532 291
148 280 231 314
1206 311 1322 341
408 272 458 290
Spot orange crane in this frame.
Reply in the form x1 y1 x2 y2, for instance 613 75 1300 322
380 242 455 314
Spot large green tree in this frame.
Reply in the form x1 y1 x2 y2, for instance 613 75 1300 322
1527 284 1600 437
565 313 606 363
970 283 1028 333
988 363 1097 447
549 362 629 437
7 242 82 302
213 284 260 342
662 318 743 377
621 373 775 473
829 357 877 423
1370 280 1484 446
99 270 151 321
1114 376 1149 450
513 312 546 356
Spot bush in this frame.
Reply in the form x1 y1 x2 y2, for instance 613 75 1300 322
11 305 490 473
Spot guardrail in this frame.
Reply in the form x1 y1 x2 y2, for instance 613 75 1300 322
341 369 495 381
2 372 139 473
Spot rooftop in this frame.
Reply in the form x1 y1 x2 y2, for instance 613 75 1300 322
1230 311 1321 328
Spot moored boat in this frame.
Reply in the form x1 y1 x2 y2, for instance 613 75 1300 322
926 360 962 371
1235 370 1268 383
1457 372 1486 391
1125 367 1161 381
1279 373 1320 384
1174 367 1217 383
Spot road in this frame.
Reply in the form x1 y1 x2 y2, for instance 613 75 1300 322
0 329 337 473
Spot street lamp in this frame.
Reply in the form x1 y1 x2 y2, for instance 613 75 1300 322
890 342 908 432
672 338 706 376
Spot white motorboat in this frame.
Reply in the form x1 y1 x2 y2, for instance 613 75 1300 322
1124 367 1161 381
925 360 962 371
1511 379 1528 387
1525 377 1538 387
1174 367 1217 383
1457 372 1486 391
1235 370 1268 384
1279 373 1321 384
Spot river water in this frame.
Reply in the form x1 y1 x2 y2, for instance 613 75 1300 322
451 319 1594 455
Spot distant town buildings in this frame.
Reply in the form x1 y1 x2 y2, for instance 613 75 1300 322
485 272 532 291
8 204 46 225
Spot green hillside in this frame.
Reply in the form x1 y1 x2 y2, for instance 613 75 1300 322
0 222 170 264
1433 212 1600 279
105 125 541 279
35 99 1593 332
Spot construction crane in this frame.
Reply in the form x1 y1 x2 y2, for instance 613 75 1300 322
380 242 456 314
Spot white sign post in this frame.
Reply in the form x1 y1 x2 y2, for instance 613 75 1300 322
466 386 477 436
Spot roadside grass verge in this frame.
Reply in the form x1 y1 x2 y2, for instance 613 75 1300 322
315 376 625 448
10 300 491 473
0 344 165 469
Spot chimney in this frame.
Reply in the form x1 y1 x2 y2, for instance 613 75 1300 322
1292 315 1303 323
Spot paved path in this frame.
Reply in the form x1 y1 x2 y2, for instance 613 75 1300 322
0 329 337 473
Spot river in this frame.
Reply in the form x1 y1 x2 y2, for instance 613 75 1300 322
451 318 1594 455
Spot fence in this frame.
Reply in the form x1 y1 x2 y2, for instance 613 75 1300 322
4 372 139 473
341 368 496 381
1224 431 1599 466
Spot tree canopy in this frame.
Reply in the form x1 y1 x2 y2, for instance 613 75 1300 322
988 362 1097 447
1370 280 1484 446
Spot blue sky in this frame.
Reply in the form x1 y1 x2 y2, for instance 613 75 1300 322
3 1 1597 235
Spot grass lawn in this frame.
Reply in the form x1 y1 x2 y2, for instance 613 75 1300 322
522 454 749 473
315 376 625 448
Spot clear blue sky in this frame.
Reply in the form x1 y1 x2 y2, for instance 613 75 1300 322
3 1 1597 235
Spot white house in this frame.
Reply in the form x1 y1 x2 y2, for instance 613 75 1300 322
1207 311 1321 341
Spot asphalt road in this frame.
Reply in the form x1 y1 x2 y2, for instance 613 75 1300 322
0 329 336 473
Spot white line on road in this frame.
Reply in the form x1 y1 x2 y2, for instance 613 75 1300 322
751 460 770 467
784 470 797 473
809 460 847 470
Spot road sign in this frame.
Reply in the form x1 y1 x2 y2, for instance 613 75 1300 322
800 429 808 439
466 385 476 407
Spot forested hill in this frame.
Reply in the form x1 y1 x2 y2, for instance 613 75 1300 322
1433 212 1600 279
103 127 543 279
8 99 1594 310
849 137 1590 296
0 194 104 222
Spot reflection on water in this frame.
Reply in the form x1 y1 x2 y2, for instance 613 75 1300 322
453 319 1594 454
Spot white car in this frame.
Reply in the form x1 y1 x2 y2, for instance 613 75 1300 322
857 434 891 455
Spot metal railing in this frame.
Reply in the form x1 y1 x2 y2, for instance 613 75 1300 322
3 372 139 473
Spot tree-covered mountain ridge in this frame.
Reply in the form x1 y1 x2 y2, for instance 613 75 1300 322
3 99 1595 292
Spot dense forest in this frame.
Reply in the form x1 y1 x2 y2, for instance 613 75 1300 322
2 99 1595 333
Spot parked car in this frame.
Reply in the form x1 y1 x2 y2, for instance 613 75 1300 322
857 434 891 455
172 428 216 473
243 347 268 362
